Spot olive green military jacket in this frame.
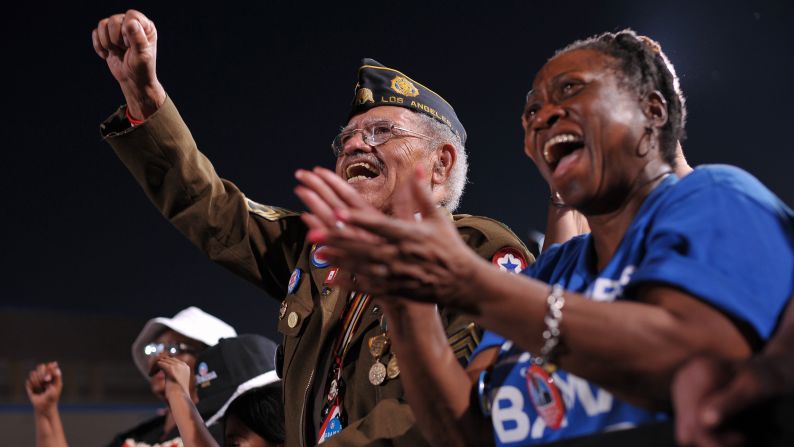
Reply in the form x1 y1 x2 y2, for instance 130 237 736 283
101 97 532 447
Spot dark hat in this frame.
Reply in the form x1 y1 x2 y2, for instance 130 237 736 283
349 58 467 145
194 334 280 426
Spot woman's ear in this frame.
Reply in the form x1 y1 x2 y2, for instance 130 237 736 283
644 90 669 129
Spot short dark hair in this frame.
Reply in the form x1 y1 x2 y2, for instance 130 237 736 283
224 382 285 444
556 29 687 166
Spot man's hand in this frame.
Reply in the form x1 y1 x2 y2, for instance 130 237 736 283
157 357 193 402
25 362 63 414
673 353 794 447
92 10 166 119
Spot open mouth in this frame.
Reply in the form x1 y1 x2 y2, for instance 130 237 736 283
345 161 381 183
543 133 585 172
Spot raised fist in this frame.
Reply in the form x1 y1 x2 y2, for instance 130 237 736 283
92 10 165 119
25 362 63 413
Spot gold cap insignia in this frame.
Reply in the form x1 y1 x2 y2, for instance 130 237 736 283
390 76 419 97
356 87 375 105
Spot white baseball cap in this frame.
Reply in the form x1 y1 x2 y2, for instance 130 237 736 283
131 306 237 378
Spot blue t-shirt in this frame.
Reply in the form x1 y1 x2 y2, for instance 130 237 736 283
474 165 794 446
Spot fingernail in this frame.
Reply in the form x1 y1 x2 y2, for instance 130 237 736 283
701 407 720 426
308 229 326 243
334 209 350 221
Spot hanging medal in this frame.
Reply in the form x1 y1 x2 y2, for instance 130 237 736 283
526 360 565 429
386 353 400 379
368 313 391 385
368 333 389 385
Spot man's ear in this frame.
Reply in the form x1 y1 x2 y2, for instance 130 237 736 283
644 90 669 129
432 143 456 188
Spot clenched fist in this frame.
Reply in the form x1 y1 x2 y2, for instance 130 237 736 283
25 362 63 414
92 10 166 120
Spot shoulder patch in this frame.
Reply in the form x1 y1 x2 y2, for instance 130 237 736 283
492 247 528 274
245 198 294 221
453 214 534 264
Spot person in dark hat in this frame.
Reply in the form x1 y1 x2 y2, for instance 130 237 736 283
158 334 284 447
92 9 531 447
25 307 237 447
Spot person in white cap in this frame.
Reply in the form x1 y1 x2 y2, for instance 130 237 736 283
25 306 236 447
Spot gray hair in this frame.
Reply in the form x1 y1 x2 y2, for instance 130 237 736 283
413 112 468 212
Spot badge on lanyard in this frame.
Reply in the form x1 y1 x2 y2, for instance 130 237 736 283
526 363 565 429
287 268 302 294
318 404 344 443
311 244 331 268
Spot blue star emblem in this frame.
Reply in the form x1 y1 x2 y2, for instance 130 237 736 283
497 253 523 273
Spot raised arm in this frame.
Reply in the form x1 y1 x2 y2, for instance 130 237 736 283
26 362 69 447
92 11 304 297
91 10 165 120
158 357 220 447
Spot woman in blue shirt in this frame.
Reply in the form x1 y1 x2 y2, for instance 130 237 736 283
294 30 794 446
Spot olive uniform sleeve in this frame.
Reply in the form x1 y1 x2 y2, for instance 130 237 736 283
323 214 532 447
100 97 305 298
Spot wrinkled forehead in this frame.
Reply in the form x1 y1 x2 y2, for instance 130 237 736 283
344 106 418 131
526 47 618 101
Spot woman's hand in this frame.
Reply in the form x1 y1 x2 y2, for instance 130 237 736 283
295 166 482 310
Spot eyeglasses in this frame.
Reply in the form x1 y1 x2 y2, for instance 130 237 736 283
331 121 433 157
143 342 199 357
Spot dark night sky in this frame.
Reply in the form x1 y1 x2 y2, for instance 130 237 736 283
2 0 792 340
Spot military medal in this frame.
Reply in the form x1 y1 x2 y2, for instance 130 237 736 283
368 333 390 385
386 354 400 379
368 334 389 357
526 363 565 429
369 360 387 385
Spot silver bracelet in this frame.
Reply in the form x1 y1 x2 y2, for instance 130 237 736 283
535 284 565 365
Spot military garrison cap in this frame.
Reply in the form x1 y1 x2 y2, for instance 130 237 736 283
349 58 467 145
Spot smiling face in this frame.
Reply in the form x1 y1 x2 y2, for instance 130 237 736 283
334 106 440 213
523 48 661 214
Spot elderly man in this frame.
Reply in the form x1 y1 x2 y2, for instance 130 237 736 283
93 10 531 447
